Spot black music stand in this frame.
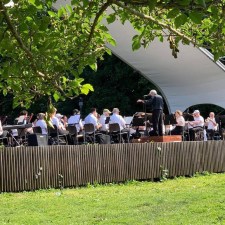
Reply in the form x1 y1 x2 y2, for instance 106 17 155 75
164 114 176 125
132 117 145 127
183 114 194 122
164 114 176 135
105 116 110 124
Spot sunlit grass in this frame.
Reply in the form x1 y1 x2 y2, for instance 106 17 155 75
1 173 225 224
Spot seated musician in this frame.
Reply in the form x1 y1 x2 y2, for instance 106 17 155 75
49 107 73 144
99 109 111 133
110 108 130 142
187 110 204 141
84 108 102 131
35 113 48 135
16 110 28 125
171 110 185 135
205 112 217 140
68 109 83 134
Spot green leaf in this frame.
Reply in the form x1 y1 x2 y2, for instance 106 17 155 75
105 48 112 55
158 35 164 42
80 83 94 95
132 39 141 51
189 11 203 24
89 63 97 71
174 14 188 28
28 0 43 9
66 5 73 14
167 9 180 19
107 14 116 24
53 92 60 102
48 11 56 17
26 16 33 22
106 36 116 47
3 89 7 96
58 8 64 18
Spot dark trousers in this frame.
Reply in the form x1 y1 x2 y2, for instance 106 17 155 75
188 127 203 141
151 109 163 136
207 129 215 140
171 126 184 135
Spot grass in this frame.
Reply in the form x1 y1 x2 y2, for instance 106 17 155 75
1 173 225 225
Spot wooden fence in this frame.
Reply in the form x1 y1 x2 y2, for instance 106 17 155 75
1 141 225 192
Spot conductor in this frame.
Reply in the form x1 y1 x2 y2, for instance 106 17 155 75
137 90 164 136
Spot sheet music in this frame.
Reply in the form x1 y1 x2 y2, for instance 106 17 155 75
124 116 133 125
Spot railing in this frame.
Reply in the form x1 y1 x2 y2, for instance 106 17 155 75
1 141 225 192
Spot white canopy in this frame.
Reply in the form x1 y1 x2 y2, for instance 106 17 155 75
55 1 225 113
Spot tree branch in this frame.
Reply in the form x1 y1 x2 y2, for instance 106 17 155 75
112 0 197 46
0 0 45 78
74 0 113 62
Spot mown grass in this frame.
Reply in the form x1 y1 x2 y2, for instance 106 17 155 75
1 173 225 225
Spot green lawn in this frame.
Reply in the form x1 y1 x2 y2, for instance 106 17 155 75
1 173 225 225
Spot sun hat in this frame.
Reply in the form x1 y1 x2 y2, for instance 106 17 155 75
103 109 111 113
55 113 63 118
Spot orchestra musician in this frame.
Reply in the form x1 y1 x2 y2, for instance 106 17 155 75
205 112 217 140
84 108 102 131
187 110 204 141
170 110 185 135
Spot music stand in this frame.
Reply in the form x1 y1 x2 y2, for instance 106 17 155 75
132 117 145 127
184 114 194 122
105 116 110 124
164 114 176 125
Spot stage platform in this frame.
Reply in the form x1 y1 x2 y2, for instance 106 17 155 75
132 135 182 143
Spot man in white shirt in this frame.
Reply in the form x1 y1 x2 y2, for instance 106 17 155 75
188 110 204 141
84 108 102 130
110 108 130 142
68 109 83 133
99 109 111 133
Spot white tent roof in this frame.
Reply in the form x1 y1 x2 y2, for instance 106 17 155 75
55 1 225 113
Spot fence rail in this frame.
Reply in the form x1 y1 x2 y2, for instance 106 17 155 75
1 141 225 192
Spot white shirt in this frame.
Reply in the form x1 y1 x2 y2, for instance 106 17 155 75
51 116 65 130
99 115 109 131
207 118 217 130
110 113 126 130
176 116 185 127
193 116 204 127
36 119 48 135
68 114 83 132
84 113 98 129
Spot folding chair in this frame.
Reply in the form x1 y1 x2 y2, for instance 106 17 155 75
83 123 96 143
109 123 129 143
33 126 42 134
66 124 83 145
193 127 204 141
48 125 67 145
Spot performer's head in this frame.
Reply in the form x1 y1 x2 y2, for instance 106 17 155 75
193 110 200 117
112 108 120 114
175 110 183 117
149 90 157 96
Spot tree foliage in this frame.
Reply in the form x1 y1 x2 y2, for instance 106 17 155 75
0 0 225 108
